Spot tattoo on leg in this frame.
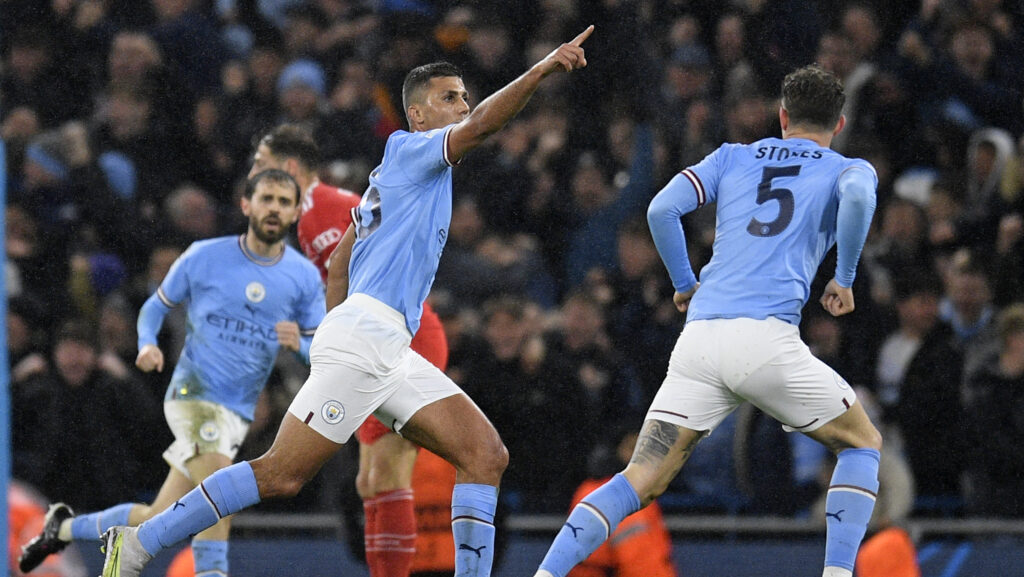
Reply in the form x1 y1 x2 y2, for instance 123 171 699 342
630 420 706 468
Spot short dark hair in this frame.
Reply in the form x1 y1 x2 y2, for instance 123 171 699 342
258 124 321 170
402 62 462 115
781 65 846 130
246 169 301 203
893 267 943 302
55 319 97 350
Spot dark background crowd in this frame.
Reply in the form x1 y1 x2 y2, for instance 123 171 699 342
5 0 1024 528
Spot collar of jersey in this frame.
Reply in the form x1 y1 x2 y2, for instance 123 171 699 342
237 234 285 266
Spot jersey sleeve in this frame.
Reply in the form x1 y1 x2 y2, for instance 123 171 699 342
834 159 878 287
393 126 457 184
681 144 728 207
646 146 728 293
295 271 327 362
157 243 196 307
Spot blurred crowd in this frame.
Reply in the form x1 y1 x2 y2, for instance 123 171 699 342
5 0 1024 528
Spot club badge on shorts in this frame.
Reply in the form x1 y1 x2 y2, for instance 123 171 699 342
321 400 345 424
199 420 221 442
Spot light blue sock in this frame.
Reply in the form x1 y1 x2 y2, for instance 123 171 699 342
539 473 641 577
451 483 498 577
137 462 260 556
192 539 229 576
824 448 880 572
70 503 134 540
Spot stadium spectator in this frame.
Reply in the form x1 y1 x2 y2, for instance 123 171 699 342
462 296 588 512
939 249 999 385
544 291 646 449
565 122 654 288
7 296 51 387
876 270 965 511
276 58 329 130
159 183 221 249
606 216 687 400
964 303 1024 516
11 320 165 513
149 0 227 95
316 58 391 167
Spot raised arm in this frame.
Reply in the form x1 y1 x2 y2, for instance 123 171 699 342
447 25 594 163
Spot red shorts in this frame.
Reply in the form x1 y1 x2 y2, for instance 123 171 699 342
355 302 449 445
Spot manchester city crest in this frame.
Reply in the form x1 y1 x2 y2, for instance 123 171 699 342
321 400 345 424
245 281 266 303
199 420 221 442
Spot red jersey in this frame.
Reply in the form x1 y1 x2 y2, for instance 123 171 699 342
296 181 362 283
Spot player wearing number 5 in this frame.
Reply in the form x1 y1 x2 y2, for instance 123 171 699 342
99 25 596 577
534 65 880 577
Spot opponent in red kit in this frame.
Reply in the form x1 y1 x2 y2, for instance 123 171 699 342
249 125 452 577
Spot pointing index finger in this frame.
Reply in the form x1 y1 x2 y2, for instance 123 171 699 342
569 25 595 47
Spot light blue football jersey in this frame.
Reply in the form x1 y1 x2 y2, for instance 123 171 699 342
348 126 457 334
671 137 876 324
142 235 325 420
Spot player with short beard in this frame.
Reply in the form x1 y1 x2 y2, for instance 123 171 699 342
18 169 325 577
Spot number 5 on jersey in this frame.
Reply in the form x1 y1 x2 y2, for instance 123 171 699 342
748 165 801 237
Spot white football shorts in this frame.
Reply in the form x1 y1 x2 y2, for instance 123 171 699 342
288 293 462 444
647 316 856 433
163 399 250 480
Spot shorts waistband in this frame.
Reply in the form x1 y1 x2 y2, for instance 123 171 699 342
346 293 412 338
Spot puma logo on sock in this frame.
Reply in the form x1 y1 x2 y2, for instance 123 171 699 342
566 523 584 538
826 509 845 522
459 543 487 558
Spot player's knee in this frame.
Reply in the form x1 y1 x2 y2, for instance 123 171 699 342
465 435 508 482
859 425 883 452
828 423 883 454
266 474 307 499
634 476 671 506
251 460 309 499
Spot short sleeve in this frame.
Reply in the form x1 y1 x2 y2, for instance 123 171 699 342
157 244 196 307
392 126 456 184
297 273 326 336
